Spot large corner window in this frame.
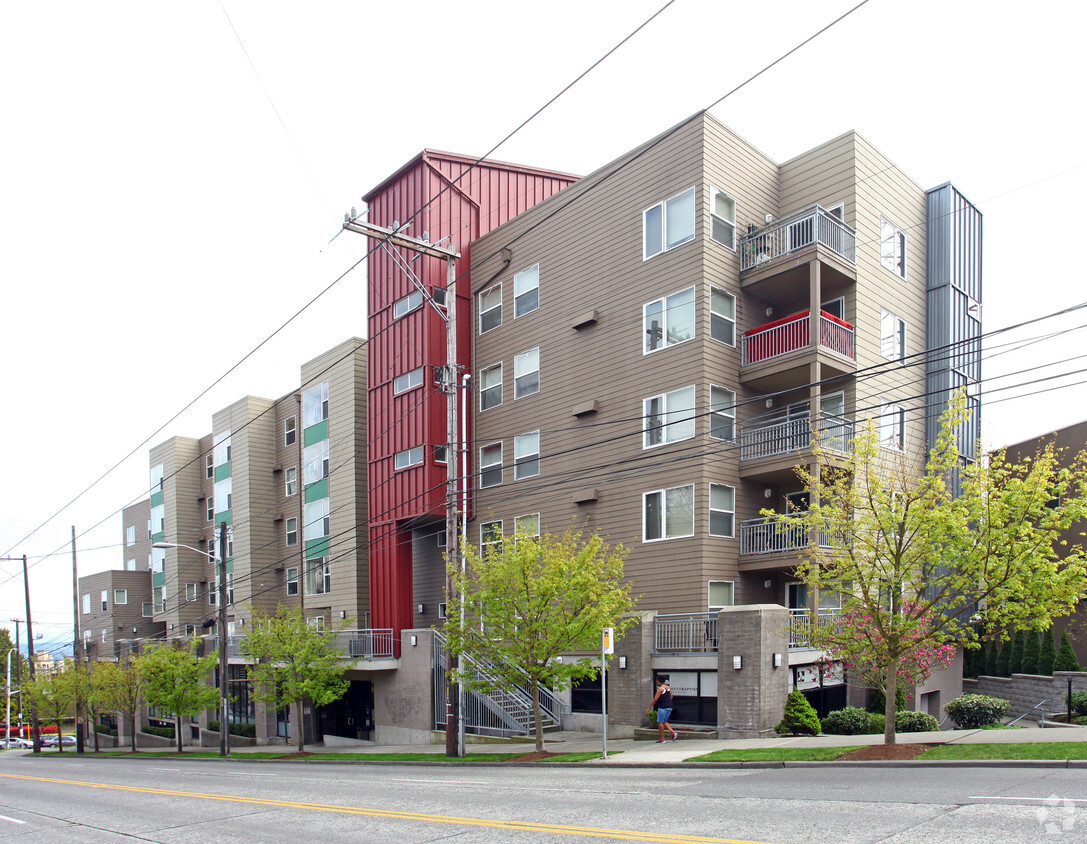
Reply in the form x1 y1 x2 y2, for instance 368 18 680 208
151 503 165 535
479 443 503 488
514 264 540 318
478 284 502 334
880 308 907 365
150 463 164 493
479 363 502 411
880 401 905 450
304 497 330 541
709 386 736 441
514 431 540 480
643 386 696 448
303 440 330 485
643 484 695 541
213 431 231 466
644 287 694 353
710 187 736 249
710 287 736 346
214 477 232 513
514 348 540 399
880 217 907 278
709 483 736 537
303 381 329 427
643 187 695 259
305 557 331 595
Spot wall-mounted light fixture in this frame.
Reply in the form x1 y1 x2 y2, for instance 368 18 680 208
765 398 773 408
618 656 627 669
340 610 346 619
410 635 418 647
764 579 772 589
773 653 782 668
733 655 743 670
764 488 773 499
417 603 425 614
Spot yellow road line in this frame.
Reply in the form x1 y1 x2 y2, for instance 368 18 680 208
0 772 776 843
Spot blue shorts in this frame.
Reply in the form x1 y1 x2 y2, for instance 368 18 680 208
656 707 673 724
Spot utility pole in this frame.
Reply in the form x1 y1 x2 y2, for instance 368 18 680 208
218 521 230 757
71 526 85 754
10 619 22 737
21 556 40 752
342 216 464 757
296 392 305 616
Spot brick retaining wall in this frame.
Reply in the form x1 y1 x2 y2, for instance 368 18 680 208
964 672 1087 721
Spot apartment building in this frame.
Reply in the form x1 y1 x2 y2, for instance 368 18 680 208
365 111 981 738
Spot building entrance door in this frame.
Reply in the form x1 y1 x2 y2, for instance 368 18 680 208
318 680 374 741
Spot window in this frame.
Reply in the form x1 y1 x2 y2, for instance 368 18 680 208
286 567 299 596
478 284 502 333
206 454 214 479
708 581 735 609
434 445 447 464
303 440 330 485
207 496 214 522
82 593 90 614
432 286 448 309
214 477 232 512
710 187 736 249
153 585 165 614
306 557 331 596
126 526 136 546
102 629 108 644
151 547 165 573
147 519 152 539
436 530 447 548
394 446 424 470
309 616 326 633
514 348 540 399
644 287 695 353
880 217 907 277
393 289 423 319
710 386 736 441
880 402 905 450
114 589 128 605
438 602 448 619
285 466 297 497
101 590 108 611
643 385 696 448
303 381 329 427
881 308 907 364
284 416 297 446
479 363 502 411
186 582 198 602
285 517 298 547
142 602 153 618
209 579 217 606
208 538 215 563
126 558 135 571
514 431 540 480
643 484 695 541
150 463 164 493
481 521 503 556
479 443 502 488
151 503 165 535
515 513 540 539
643 187 695 259
394 366 424 394
83 628 92 643
710 287 736 346
709 484 736 537
304 498 330 541
514 264 540 318
213 432 231 466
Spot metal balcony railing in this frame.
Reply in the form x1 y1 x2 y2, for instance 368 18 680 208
331 628 396 660
788 607 842 649
654 612 719 653
738 517 836 556
740 411 853 461
742 310 855 365
740 205 856 271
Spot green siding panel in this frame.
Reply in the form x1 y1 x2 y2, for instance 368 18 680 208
214 463 232 482
305 537 331 557
304 420 328 447
150 491 164 508
214 510 232 526
152 572 165 587
151 531 165 544
305 478 329 502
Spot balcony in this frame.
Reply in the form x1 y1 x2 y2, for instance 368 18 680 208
788 608 841 649
653 612 719 653
738 516 836 557
742 310 855 366
740 205 856 273
208 629 396 661
740 411 852 462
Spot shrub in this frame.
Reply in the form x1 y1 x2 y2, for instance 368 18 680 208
142 724 175 739
866 712 885 734
985 639 1000 675
774 690 821 736
1055 630 1080 672
944 694 1010 729
895 710 940 733
1009 630 1026 674
230 723 256 738
996 636 1013 677
821 707 870 735
867 686 907 714
1039 627 1057 676
1022 630 1041 675
1070 691 1087 718
93 724 118 737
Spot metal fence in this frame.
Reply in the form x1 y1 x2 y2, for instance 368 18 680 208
738 517 836 556
739 412 853 461
788 608 842 649
740 205 856 271
653 612 719 652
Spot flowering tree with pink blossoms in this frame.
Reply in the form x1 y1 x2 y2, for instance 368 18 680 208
781 392 1087 744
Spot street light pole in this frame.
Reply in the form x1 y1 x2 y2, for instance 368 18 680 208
2 556 38 752
5 647 14 746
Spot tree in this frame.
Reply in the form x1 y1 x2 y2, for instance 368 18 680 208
1055 630 1080 672
242 605 351 753
996 636 1013 677
1039 627 1058 676
984 638 1000 676
141 640 218 753
782 393 1087 744
1022 629 1042 675
1009 629 1026 675
93 658 146 753
445 526 638 752
24 670 77 752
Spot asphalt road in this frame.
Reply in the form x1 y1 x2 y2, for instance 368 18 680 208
1 751 1085 843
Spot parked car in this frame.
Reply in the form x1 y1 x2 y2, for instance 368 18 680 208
40 735 76 748
1 736 32 749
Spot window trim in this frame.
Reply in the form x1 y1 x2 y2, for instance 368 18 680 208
709 483 736 538
394 366 425 394
114 589 128 605
207 496 214 522
642 484 695 542
880 401 906 451
205 454 214 479
513 264 540 319
709 187 737 250
514 431 541 480
709 385 737 441
643 385 696 449
643 187 696 260
393 289 424 319
514 347 540 399
284 416 297 447
286 566 299 596
880 216 907 278
305 557 332 596
515 512 540 539
479 442 503 489
643 286 696 355
479 362 503 411
709 286 736 346
394 445 425 470
478 283 502 334
881 308 907 365
285 517 298 547
285 466 298 497
480 520 503 556
708 580 735 610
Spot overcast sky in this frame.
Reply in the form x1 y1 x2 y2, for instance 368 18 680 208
3 0 1085 651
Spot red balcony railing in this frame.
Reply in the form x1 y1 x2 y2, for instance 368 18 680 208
742 310 854 365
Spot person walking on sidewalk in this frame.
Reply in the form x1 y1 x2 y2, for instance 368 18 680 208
647 676 679 743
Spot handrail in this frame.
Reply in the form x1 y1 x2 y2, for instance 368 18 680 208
1008 699 1051 728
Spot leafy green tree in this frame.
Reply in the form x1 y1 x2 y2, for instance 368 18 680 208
141 640 218 753
242 605 351 753
782 393 1087 744
93 657 147 753
1055 629 1081 672
1022 629 1042 675
24 670 77 752
1039 627 1057 676
445 526 638 752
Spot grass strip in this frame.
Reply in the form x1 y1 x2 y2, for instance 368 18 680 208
918 742 1087 761
687 747 850 763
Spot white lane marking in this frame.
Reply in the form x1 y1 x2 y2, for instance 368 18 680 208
0 815 27 824
149 767 182 773
971 796 1087 803
388 778 489 785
